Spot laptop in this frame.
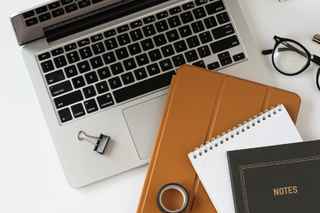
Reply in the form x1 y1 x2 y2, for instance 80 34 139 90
11 0 272 187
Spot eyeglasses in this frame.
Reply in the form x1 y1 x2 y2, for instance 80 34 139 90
262 35 320 90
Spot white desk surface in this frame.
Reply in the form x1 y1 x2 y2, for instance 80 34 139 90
1 0 320 212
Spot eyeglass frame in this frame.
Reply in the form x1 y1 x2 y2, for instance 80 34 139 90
262 35 320 90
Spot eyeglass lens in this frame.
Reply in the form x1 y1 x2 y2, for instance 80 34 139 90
273 41 309 75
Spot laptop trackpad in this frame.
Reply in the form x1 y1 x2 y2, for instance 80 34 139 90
123 95 167 160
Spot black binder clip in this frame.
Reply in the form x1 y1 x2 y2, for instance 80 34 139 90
77 131 111 155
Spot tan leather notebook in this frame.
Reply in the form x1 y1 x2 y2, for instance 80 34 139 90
137 65 301 213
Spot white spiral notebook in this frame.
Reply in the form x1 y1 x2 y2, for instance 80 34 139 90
188 105 302 213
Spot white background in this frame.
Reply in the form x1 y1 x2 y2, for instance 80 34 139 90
1 0 320 212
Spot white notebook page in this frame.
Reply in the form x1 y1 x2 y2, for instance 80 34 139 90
188 105 302 213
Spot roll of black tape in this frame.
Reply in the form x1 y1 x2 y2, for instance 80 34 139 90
157 183 189 213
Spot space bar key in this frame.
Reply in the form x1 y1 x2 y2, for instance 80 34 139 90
113 71 175 103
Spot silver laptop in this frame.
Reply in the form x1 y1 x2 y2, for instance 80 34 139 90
11 0 272 187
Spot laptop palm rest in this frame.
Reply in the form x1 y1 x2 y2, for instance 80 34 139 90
123 95 167 160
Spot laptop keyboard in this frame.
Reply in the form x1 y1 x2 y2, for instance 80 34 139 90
37 0 247 124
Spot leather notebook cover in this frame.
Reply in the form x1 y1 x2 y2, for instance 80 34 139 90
227 140 320 213
137 65 301 213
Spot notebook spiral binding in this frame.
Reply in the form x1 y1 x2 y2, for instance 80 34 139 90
192 104 285 159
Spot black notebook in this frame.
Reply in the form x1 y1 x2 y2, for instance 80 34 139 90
228 140 320 213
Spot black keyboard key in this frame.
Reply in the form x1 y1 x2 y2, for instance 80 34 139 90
115 47 129 60
204 16 218 29
147 63 161 76
191 21 205 33
143 15 156 24
159 59 173 71
58 108 73 123
185 50 199 62
38 52 51 61
143 25 157 37
65 43 77 52
61 0 73 5
121 72 135 85
108 77 122 89
179 25 192 38
130 29 144 41
50 80 73 97
83 85 97 98
218 51 233 66
117 33 131 46
51 48 64 56
169 6 182 15
208 61 220 70
97 93 114 109
113 71 175 103
64 65 78 78
91 34 104 42
182 2 195 10
84 99 98 113
148 49 162 62
233 53 246 62
141 38 155 51
180 11 194 24
36 6 48 14
193 60 206 68
206 1 225 15
212 24 235 40
174 40 188 53
102 52 116 64
193 7 207 19
39 13 51 22
117 24 129 33
172 54 186 67
110 62 124 75
25 18 38 26
95 81 109 94
155 20 169 32
45 70 65 85
199 31 213 44
78 0 91 8
128 43 142 56
198 45 211 58
23 10 35 19
85 71 99 84
134 68 148 80
105 38 118 50
52 8 65 17
41 60 54 73
54 55 67 68
136 53 149 66
65 3 78 13
49 2 61 10
168 16 182 28
78 38 90 47
77 61 91 73
97 67 111 80
166 29 180 42
130 20 143 29
72 76 86 88
90 56 104 69
104 29 116 38
92 42 105 55
156 11 169 20
210 35 240 53
71 103 85 118
79 47 93 59
154 34 167 46
195 0 208 6
187 36 200 48
217 12 230 24
123 58 137 71
161 44 175 57
66 51 80 64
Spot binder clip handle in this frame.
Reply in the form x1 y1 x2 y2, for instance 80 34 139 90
78 131 111 155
